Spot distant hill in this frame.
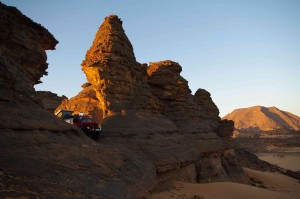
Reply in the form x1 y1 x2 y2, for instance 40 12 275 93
223 106 300 135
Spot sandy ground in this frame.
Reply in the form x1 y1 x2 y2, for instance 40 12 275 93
149 168 300 199
256 153 300 171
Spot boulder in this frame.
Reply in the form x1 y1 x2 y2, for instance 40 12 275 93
216 119 234 138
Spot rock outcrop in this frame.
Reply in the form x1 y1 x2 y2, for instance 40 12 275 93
147 61 220 133
0 2 75 131
35 91 67 113
0 3 57 96
55 83 103 123
1 4 272 199
69 15 224 135
223 106 300 136
216 119 235 138
81 15 156 116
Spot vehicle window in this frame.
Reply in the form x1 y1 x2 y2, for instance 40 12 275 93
80 118 92 122
73 118 79 123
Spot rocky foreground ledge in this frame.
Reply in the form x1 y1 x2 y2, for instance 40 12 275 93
0 2 297 199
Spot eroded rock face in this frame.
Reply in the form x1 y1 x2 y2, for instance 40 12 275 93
216 119 234 138
82 15 156 116
0 3 57 96
147 60 190 101
194 88 219 119
77 16 223 134
55 14 234 136
196 149 246 183
55 83 103 123
147 61 221 133
35 91 67 113
0 2 75 131
1 6 255 199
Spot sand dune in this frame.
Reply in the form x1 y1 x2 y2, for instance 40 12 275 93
149 168 300 199
257 153 300 171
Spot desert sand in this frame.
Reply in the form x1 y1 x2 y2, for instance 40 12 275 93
257 153 300 171
149 168 300 199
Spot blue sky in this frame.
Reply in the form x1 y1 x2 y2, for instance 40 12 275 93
3 0 300 117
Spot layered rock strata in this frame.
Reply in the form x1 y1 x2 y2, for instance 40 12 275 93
0 4 270 199
35 91 67 113
0 3 57 96
147 61 220 133
56 83 103 123
81 15 157 116
0 2 75 131
70 15 224 134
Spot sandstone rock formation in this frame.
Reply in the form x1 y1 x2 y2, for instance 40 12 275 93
0 2 75 131
223 106 300 136
65 15 224 135
0 3 57 97
55 83 103 123
2 4 290 199
35 91 67 113
81 15 156 116
216 119 235 138
147 61 220 133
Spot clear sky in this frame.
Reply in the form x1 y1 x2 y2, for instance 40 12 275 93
2 0 300 117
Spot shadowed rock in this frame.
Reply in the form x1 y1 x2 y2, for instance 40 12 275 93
0 3 57 96
0 5 264 199
68 18 224 134
35 91 67 113
147 61 219 133
0 2 76 131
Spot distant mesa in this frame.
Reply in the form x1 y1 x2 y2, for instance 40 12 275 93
223 105 300 137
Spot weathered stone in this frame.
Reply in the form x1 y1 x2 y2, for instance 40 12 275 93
0 3 57 96
0 5 263 199
55 83 103 123
82 15 156 116
196 149 247 183
61 15 224 135
35 91 67 113
0 2 75 131
216 119 234 138
147 61 220 133
194 88 219 120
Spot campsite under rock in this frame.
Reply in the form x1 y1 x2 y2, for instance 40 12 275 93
0 2 299 199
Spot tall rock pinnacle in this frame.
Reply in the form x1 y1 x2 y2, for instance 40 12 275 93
82 15 148 116
65 14 226 134
83 15 136 62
